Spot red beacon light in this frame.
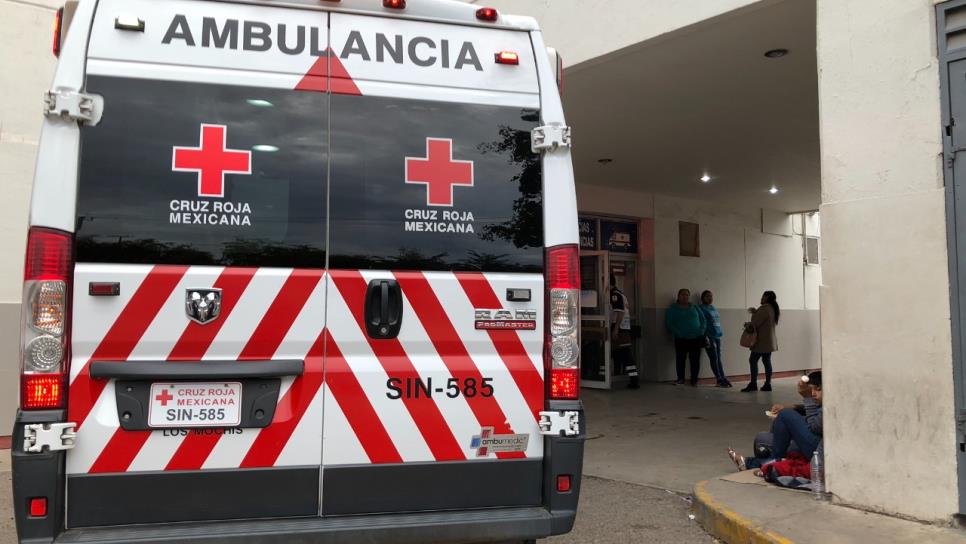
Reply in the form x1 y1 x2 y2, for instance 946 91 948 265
383 0 406 9
476 7 499 21
495 51 520 65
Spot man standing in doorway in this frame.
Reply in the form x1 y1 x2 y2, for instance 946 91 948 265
610 274 639 389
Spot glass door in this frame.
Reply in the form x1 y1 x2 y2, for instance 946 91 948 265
580 251 610 389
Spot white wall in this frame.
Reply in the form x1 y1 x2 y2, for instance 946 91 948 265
818 0 959 522
578 184 821 382
0 0 60 431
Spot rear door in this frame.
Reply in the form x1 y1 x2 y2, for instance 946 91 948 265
322 14 547 514
66 0 329 527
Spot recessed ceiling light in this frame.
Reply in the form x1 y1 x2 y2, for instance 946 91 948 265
700 174 711 183
246 99 274 107
764 49 788 59
253 144 279 152
597 158 613 164
769 186 779 194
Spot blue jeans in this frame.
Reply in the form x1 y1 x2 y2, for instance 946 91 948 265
747 409 821 467
749 352 773 385
704 337 729 384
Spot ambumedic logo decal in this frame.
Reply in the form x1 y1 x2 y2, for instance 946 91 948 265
170 124 255 227
403 137 477 234
469 427 529 457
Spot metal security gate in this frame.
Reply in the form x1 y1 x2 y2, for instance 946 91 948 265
938 0 966 515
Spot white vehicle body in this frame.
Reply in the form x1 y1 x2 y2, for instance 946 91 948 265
13 1 583 542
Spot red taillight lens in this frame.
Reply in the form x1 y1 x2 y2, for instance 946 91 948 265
25 228 72 281
547 245 579 289
545 245 580 400
22 374 65 410
383 0 405 9
550 368 579 400
53 7 64 58
29 497 48 518
476 7 498 21
495 51 520 65
21 227 73 411
556 474 572 493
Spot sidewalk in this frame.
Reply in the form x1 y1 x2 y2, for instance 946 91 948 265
693 471 966 544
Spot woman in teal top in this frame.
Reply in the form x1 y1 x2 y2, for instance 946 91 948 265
665 289 706 385
699 291 732 388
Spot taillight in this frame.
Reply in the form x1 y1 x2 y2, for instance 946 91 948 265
545 244 579 400
476 7 498 21
53 7 64 57
21 227 73 410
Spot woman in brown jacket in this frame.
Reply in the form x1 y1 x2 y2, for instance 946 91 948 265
741 291 780 392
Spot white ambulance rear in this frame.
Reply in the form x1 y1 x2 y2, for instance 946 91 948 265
13 1 584 542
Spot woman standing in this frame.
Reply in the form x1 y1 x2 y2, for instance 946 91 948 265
665 289 706 386
742 291 780 392
699 291 732 388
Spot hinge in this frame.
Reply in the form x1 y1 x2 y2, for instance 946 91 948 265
23 422 77 453
43 90 103 126
531 123 572 153
538 410 580 437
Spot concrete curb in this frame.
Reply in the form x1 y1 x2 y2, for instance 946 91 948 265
692 480 795 544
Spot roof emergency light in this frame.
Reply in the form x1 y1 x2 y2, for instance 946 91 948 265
53 7 64 57
383 0 406 9
495 51 520 65
476 7 499 22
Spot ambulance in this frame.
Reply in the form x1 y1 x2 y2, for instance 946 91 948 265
13 0 584 542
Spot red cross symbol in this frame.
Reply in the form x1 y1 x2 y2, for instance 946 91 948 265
172 124 252 198
155 389 174 407
405 138 474 207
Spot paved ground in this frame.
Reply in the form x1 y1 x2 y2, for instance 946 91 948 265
0 378 792 543
546 476 714 544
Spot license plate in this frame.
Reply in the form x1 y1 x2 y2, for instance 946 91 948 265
148 382 242 428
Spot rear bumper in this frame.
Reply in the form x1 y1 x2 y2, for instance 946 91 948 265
53 507 569 544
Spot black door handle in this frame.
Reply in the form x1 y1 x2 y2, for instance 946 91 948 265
365 279 403 339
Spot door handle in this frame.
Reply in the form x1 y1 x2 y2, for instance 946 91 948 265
365 279 403 339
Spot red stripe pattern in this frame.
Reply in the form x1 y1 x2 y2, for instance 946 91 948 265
68 266 542 474
394 271 525 459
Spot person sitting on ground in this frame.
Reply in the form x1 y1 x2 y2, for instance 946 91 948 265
727 370 823 471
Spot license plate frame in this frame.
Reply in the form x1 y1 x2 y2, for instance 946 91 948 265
113 378 282 431
148 382 243 429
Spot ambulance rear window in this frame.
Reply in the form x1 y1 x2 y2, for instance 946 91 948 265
75 76 327 268
327 94 544 273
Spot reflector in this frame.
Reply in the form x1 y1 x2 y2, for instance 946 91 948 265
29 497 47 518
556 475 572 493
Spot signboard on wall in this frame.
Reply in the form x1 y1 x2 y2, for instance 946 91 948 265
579 217 598 250
601 220 638 254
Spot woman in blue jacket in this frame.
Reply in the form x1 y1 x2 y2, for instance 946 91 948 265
665 289 706 385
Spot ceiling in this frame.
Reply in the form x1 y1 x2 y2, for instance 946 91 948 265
563 0 820 212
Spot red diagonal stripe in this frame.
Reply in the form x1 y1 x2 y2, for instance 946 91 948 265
68 265 190 430
88 428 151 474
162 267 259 471
455 272 544 420
394 271 524 459
323 331 402 464
165 269 324 471
240 329 326 468
331 271 465 461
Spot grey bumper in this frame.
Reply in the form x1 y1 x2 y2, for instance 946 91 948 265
54 507 569 544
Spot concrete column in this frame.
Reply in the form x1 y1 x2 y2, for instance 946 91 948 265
818 0 959 521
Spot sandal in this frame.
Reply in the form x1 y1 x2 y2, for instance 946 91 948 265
727 447 747 471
